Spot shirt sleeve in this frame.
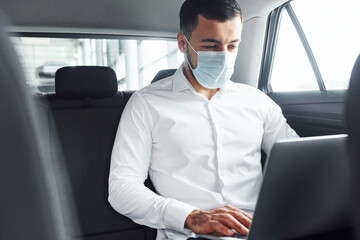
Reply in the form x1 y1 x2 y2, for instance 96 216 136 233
261 94 299 155
108 92 197 233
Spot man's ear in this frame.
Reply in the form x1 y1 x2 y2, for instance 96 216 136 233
177 32 186 53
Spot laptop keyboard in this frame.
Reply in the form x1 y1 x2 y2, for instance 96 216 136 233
196 232 247 239
232 232 247 239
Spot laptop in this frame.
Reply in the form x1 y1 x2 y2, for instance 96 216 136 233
196 134 352 240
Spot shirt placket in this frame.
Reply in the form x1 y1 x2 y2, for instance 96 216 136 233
206 98 229 200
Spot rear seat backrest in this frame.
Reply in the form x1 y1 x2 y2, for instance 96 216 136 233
38 66 156 240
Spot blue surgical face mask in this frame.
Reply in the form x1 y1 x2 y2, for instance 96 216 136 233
184 36 237 89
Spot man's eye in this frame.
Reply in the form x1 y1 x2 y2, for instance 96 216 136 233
228 45 237 49
203 45 216 49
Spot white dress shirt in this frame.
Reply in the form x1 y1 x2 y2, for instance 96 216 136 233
108 65 299 240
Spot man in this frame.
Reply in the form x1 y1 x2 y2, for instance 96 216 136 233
108 0 298 239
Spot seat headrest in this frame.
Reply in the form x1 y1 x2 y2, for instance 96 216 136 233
55 66 118 99
151 69 177 84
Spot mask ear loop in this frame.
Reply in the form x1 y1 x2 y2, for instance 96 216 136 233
183 35 198 55
182 34 198 71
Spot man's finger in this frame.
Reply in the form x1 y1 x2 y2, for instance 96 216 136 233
224 205 253 220
216 213 249 235
229 210 251 229
210 207 228 214
209 220 235 236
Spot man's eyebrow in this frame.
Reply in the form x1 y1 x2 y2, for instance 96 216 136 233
200 38 221 44
229 39 241 43
200 38 241 44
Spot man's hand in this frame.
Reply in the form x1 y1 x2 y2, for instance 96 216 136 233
184 205 252 237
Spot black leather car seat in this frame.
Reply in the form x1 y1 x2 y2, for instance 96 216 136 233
0 18 71 240
151 68 176 84
38 66 157 239
345 55 360 239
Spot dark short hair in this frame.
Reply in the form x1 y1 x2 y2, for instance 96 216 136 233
179 0 242 39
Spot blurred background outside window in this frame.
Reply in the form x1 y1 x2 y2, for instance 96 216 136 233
11 37 183 93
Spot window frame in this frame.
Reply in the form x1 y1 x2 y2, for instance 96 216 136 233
259 1 326 93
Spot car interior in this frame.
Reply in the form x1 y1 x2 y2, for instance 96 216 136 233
0 0 359 239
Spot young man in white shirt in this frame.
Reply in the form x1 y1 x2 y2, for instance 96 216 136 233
108 0 299 239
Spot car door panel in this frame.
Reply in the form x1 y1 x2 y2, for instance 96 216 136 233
268 90 347 137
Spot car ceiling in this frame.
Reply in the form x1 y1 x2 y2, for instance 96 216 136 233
0 0 288 36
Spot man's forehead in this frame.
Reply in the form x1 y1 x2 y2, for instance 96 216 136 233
194 15 242 31
191 15 242 42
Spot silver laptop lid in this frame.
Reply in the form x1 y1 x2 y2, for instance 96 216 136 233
248 134 352 240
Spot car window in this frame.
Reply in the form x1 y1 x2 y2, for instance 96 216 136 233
11 36 183 93
269 0 360 92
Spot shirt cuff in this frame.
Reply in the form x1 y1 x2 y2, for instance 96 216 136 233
163 199 198 234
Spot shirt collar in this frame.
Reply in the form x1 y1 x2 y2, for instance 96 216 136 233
172 64 193 93
221 79 235 93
